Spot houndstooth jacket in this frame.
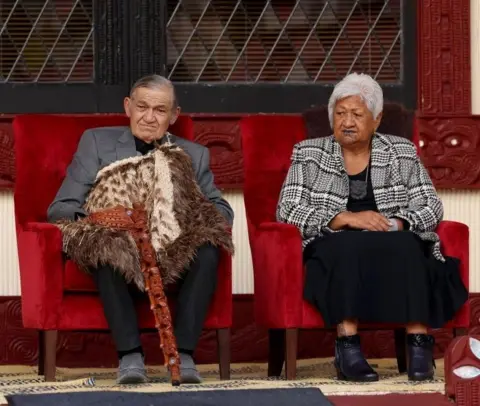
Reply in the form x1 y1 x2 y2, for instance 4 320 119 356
276 133 445 261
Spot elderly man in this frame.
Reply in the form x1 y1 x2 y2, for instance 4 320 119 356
47 75 234 385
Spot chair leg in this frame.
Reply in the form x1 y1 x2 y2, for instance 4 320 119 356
38 331 45 376
216 328 231 380
453 328 468 337
268 329 285 377
394 328 407 374
285 328 298 380
41 330 58 382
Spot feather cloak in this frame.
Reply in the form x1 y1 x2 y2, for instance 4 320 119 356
56 142 234 290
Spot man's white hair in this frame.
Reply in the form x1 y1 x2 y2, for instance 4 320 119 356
328 73 383 128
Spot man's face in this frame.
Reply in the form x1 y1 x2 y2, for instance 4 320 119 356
124 86 180 143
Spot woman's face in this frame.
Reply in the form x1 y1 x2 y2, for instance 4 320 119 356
333 95 382 147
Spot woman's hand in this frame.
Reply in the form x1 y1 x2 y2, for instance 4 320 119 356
391 218 405 231
340 210 391 231
347 211 391 231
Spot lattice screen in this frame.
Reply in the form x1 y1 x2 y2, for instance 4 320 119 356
167 0 402 83
0 0 94 83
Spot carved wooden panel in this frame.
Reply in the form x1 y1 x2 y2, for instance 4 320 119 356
468 295 480 338
417 116 480 188
418 0 471 115
192 118 243 189
0 122 14 190
1 297 37 365
417 0 474 191
0 294 477 367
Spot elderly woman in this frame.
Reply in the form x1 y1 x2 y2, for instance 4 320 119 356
277 73 468 383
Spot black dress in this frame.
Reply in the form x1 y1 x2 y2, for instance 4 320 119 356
303 166 468 328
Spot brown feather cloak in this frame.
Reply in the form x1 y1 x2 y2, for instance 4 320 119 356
56 142 234 290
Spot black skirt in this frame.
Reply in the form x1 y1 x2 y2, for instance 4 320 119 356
303 230 468 328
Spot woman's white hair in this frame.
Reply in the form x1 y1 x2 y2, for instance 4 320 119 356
328 73 383 128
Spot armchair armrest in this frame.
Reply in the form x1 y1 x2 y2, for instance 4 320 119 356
206 247 233 328
17 222 64 329
436 220 469 290
250 222 304 327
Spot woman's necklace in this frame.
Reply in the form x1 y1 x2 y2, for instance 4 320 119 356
349 161 370 200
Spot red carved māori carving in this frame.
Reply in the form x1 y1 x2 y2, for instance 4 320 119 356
445 336 480 405
417 0 471 115
0 122 15 189
416 0 476 189
85 204 181 386
417 116 480 188
193 117 244 189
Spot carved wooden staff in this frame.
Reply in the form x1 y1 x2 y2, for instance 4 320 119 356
85 204 181 386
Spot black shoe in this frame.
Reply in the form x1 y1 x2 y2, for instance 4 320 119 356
407 334 435 381
335 335 379 382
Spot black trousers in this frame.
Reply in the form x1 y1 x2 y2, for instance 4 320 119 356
91 243 220 352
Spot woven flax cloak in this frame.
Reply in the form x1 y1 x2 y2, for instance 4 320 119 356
57 143 234 290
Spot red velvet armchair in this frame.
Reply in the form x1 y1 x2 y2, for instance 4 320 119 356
240 114 470 380
13 114 232 381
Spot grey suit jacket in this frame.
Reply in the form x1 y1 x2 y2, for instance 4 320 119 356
47 126 234 226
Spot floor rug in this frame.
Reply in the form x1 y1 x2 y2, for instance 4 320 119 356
6 388 333 406
330 393 452 406
0 358 445 404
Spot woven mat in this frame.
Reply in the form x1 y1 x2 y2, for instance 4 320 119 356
0 358 444 404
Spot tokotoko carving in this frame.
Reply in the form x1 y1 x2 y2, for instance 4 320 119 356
445 336 480 405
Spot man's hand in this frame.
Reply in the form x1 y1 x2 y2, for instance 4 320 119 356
329 211 391 231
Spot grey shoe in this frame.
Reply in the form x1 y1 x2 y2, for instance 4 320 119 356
169 353 202 384
117 353 148 385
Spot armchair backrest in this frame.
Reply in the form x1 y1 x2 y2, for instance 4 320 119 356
240 115 306 228
240 105 419 230
13 114 194 226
